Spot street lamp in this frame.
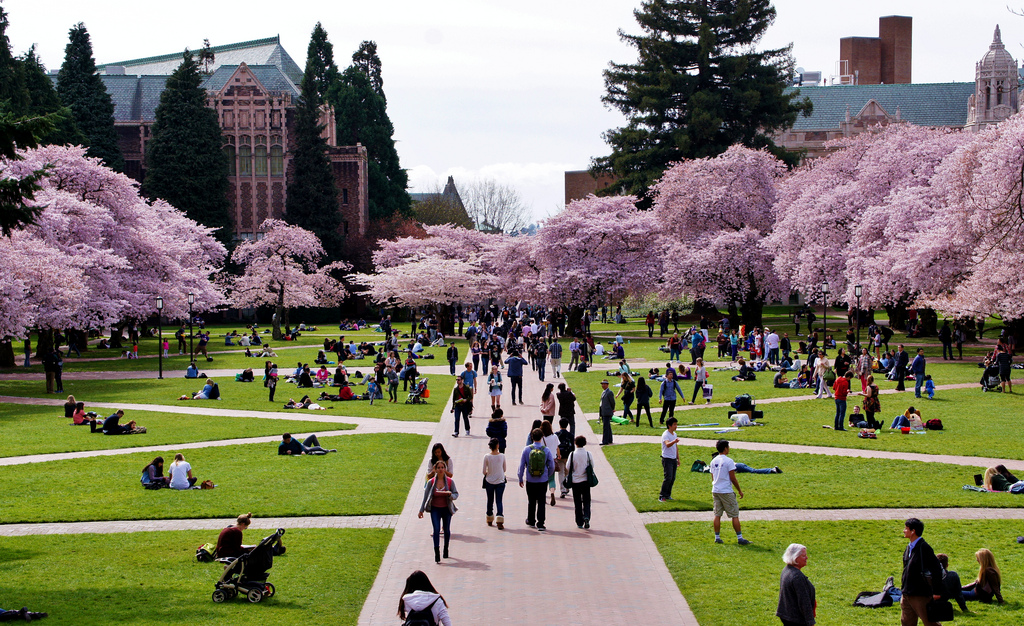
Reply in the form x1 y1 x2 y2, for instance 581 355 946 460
187 292 195 362
156 297 164 380
854 285 863 352
821 280 829 348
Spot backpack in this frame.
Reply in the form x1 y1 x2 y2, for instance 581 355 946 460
528 446 547 477
577 361 588 373
853 576 897 608
196 543 216 563
691 460 708 473
823 367 837 386
403 597 439 626
925 419 943 430
556 430 574 460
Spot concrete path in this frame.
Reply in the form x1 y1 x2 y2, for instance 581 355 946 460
358 369 699 625
0 515 399 537
641 508 1024 523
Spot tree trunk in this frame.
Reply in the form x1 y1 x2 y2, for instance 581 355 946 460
273 304 284 341
0 339 14 368
740 299 765 329
918 308 938 337
884 304 908 332
438 303 455 336
34 329 53 359
566 305 585 338
69 329 88 353
690 298 720 319
109 322 126 349
727 302 740 330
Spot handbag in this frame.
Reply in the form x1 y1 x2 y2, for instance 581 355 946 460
926 598 954 622
562 453 574 492
585 451 599 488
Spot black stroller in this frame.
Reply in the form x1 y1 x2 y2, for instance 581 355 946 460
406 377 429 404
212 528 284 603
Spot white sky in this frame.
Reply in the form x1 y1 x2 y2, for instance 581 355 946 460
6 0 1020 222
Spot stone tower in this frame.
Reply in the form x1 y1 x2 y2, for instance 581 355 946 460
966 25 1019 131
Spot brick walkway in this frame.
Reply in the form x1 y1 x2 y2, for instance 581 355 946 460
0 515 399 537
641 508 1024 523
357 369 699 625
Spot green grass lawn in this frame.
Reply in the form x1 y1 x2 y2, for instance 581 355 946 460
591 387 1024 460
0 528 390 625
649 520 1023 626
0 378 445 422
0 433 428 523
605 443 1023 512
0 404 353 458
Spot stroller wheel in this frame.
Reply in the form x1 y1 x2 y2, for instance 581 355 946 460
264 583 276 597
212 589 227 603
226 589 238 600
247 588 264 603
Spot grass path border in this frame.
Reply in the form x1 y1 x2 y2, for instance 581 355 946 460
641 508 1024 523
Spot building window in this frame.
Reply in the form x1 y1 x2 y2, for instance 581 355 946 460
270 145 284 177
255 135 266 145
254 145 267 176
343 220 349 235
239 145 252 176
224 111 234 127
223 145 236 176
342 188 349 204
240 135 251 145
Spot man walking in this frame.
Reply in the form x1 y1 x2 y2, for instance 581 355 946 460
938 321 953 360
518 428 556 531
900 518 944 626
659 418 680 502
451 377 472 438
658 369 684 424
535 339 548 382
710 440 750 545
505 351 528 405
911 348 927 399
894 344 910 392
568 338 580 372
832 370 852 431
765 329 780 365
599 379 615 445
549 338 563 378
446 341 459 376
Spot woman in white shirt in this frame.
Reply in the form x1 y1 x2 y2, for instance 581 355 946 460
541 420 561 506
399 570 452 626
168 453 197 490
690 358 708 405
566 435 592 529
482 438 506 529
814 353 833 399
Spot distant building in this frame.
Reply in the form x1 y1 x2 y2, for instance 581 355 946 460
563 169 617 205
57 36 368 240
410 175 473 228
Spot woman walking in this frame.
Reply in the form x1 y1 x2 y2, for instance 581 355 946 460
616 373 635 421
471 341 481 373
426 443 454 480
856 348 872 392
690 358 708 405
487 365 503 410
418 460 459 563
398 570 452 626
541 420 561 506
813 351 833 399
634 377 654 427
540 383 556 422
482 438 506 529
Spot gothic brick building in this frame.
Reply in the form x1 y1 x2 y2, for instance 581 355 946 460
61 37 368 240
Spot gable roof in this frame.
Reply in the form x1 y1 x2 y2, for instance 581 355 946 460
97 36 304 85
785 83 976 130
202 64 299 97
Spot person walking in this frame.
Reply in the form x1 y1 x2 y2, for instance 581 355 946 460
599 379 615 446
832 370 852 431
899 517 944 626
535 339 548 381
568 338 580 372
446 341 459 376
690 358 708 405
518 427 555 531
813 352 832 399
486 364 503 411
646 311 656 338
911 348 927 398
634 377 654 427
482 438 506 530
504 351 527 405
556 383 577 437
710 440 750 545
856 347 872 392
777 544 816 626
566 435 593 529
658 369 684 424
549 338 563 378
451 377 473 438
659 417 680 502
399 571 452 626
419 460 459 563
616 373 636 422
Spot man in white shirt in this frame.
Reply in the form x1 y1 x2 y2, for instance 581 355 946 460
765 329 780 365
709 439 750 545
659 418 680 502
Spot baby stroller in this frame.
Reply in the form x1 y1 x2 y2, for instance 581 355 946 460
981 363 1002 392
212 528 284 603
406 377 429 404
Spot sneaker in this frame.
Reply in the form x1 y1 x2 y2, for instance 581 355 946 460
536 525 547 531
452 433 459 438
773 466 782 474
714 537 723 544
583 519 590 529
737 538 751 545
658 497 667 502
578 524 584 529
526 521 535 528
560 492 568 499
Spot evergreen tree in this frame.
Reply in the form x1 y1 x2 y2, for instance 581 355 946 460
56 23 123 172
592 0 811 206
285 24 343 257
21 47 86 146
0 6 29 112
143 50 231 242
330 42 410 221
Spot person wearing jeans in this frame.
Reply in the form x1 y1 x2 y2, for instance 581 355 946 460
518 428 555 530
451 378 472 437
482 439 506 529
734 463 779 474
832 370 851 431
278 433 334 455
505 352 528 405
567 436 593 528
910 348 926 398
659 418 680 502
659 370 684 424
419 462 459 563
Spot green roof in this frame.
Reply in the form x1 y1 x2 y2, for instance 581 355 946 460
785 83 975 130
97 36 281 70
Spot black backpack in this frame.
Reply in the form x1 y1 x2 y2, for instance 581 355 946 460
404 597 439 626
853 576 896 608
556 430 574 460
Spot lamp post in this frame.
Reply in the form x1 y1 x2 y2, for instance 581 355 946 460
821 280 829 345
187 292 195 363
156 297 164 380
854 285 863 352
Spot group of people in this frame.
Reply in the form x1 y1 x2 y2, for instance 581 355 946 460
62 398 146 435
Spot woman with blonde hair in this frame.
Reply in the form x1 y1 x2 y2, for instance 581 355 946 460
168 453 197 490
962 548 1004 603
983 467 1012 492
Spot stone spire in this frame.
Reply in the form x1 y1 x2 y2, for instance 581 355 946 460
993 24 1002 47
966 24 1019 131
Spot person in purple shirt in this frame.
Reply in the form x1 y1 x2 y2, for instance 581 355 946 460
518 427 556 531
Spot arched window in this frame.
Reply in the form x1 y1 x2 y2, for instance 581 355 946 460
223 145 236 176
239 145 252 176
254 145 268 176
270 145 284 176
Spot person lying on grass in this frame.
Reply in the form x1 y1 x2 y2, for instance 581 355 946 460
318 386 358 402
99 409 142 435
711 450 781 474
278 433 336 455
179 379 220 400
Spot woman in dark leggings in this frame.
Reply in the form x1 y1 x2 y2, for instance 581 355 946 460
634 377 654 427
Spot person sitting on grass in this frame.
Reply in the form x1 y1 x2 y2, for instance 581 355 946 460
995 465 1019 485
278 433 335 455
168 452 198 489
100 409 139 435
180 378 220 400
141 456 169 488
258 344 276 358
848 406 883 430
70 401 98 427
316 365 330 384
731 358 755 381
773 370 789 388
795 365 812 388
185 362 201 379
961 548 1005 604
890 406 923 429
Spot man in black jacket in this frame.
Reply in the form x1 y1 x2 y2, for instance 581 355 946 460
900 517 944 626
894 345 910 392
446 342 459 376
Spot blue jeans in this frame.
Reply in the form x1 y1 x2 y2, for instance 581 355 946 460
735 463 772 474
769 348 779 364
449 359 457 376
669 348 681 361
891 414 911 429
834 399 847 430
537 362 546 381
484 481 505 516
914 373 925 398
429 507 451 551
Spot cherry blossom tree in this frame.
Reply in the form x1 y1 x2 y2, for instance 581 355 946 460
652 145 787 327
231 219 350 340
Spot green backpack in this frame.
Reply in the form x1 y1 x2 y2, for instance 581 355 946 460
528 446 547 477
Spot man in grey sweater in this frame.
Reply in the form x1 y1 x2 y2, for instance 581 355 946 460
599 379 616 446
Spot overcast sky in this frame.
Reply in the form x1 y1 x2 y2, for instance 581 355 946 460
6 0 1021 222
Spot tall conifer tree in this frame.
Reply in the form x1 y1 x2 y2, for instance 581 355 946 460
331 41 410 221
21 47 86 146
592 0 811 206
285 23 343 257
0 6 29 112
143 50 231 242
56 23 123 171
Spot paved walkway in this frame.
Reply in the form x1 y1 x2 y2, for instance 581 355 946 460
0 515 399 537
357 370 699 625
641 508 1024 523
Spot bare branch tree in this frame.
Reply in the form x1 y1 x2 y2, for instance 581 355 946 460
462 177 530 234
411 182 474 229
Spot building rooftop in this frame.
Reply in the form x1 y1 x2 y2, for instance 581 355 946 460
786 82 976 130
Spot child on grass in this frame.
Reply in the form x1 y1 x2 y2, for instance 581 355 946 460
924 375 935 399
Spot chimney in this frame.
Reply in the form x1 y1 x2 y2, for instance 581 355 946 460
879 16 912 84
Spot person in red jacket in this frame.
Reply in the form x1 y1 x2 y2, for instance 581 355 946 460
832 370 852 431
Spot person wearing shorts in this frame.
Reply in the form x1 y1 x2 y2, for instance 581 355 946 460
709 439 750 545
